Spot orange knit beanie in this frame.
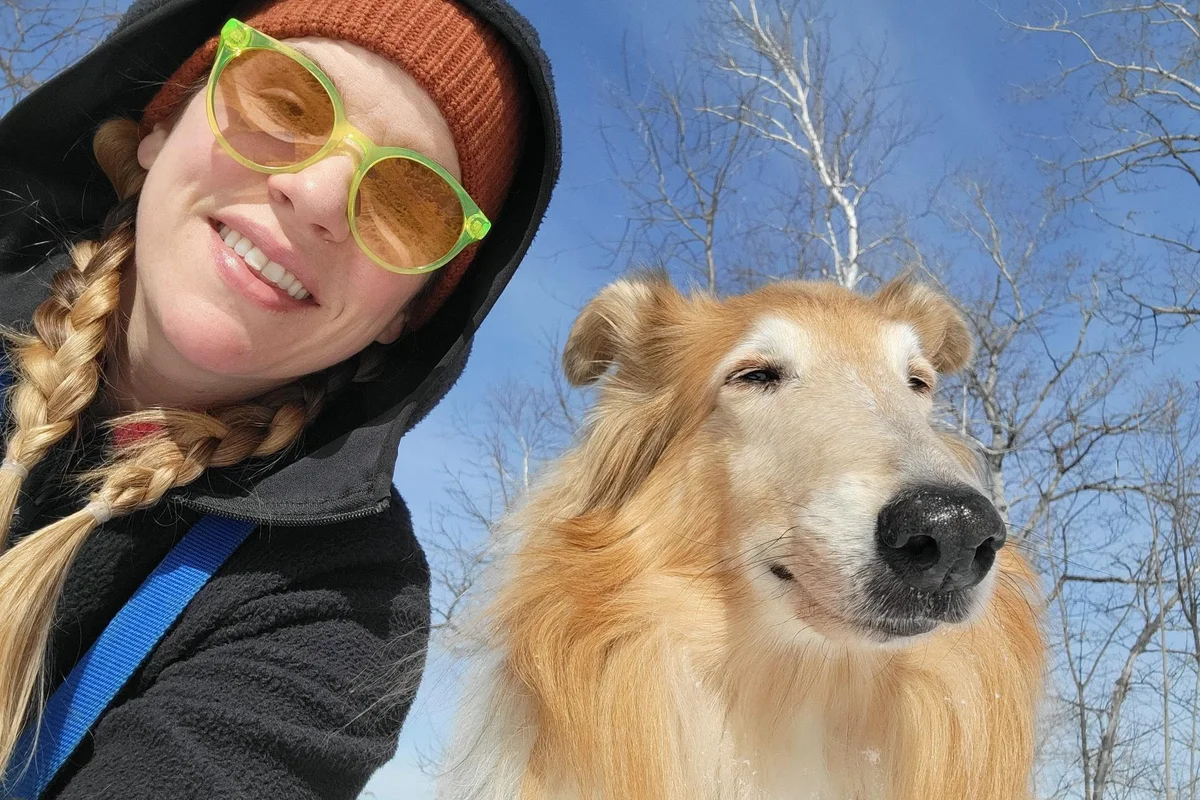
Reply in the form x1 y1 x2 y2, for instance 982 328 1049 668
140 0 527 330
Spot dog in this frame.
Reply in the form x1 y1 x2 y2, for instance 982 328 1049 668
437 274 1045 800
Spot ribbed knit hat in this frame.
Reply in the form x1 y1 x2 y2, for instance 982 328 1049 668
140 0 527 330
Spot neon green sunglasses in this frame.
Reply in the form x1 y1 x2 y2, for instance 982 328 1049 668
206 18 491 275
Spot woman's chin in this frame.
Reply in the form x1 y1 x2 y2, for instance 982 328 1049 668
157 305 270 379
148 298 356 394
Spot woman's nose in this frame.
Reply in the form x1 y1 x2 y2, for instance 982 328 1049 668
266 154 355 243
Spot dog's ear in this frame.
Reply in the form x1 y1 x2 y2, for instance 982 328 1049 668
563 273 672 386
873 276 974 374
562 273 702 512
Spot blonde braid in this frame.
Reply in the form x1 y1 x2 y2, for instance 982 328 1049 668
0 119 144 539
0 228 129 535
0 118 364 778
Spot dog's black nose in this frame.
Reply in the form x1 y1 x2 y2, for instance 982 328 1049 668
875 485 1006 593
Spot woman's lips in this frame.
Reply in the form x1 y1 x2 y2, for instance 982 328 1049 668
214 221 313 300
208 221 312 312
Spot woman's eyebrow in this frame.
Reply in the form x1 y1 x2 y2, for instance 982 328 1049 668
290 45 350 99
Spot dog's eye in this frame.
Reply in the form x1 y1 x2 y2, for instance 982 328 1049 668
907 375 933 394
734 367 782 386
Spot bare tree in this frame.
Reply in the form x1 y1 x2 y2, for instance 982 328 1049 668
1 0 123 112
932 170 1200 798
707 0 927 289
931 174 1150 532
601 44 766 293
976 8 1200 787
1034 384 1200 800
601 0 931 295
918 171 1200 800
1001 0 1200 331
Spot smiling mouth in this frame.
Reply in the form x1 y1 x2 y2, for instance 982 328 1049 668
211 219 314 302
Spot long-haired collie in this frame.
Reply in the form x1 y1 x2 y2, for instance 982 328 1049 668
437 274 1045 800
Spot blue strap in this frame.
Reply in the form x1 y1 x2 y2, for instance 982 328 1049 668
0 365 257 798
4 516 256 798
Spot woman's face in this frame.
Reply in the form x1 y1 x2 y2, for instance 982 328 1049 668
131 38 459 401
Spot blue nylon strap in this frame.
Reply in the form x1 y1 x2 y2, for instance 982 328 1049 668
4 515 256 798
0 365 257 798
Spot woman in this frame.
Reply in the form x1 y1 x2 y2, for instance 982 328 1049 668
0 0 560 796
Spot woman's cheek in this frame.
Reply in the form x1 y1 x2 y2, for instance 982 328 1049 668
348 269 426 320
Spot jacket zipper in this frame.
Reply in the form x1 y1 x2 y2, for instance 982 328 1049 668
175 496 392 527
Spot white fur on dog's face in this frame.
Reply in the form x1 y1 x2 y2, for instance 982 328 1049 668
710 314 995 647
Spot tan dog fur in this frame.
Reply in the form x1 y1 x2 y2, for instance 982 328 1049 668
438 274 1044 800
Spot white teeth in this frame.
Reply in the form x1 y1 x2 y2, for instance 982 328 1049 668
244 247 268 271
262 262 285 282
215 222 311 301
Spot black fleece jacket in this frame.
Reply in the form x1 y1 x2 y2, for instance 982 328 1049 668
0 0 561 796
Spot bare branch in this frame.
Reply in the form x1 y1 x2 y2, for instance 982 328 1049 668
706 0 927 288
0 0 123 112
1002 0 1200 332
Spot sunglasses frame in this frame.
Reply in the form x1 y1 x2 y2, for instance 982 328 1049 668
206 18 491 275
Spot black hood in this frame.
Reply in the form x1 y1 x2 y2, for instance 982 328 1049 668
0 0 560 524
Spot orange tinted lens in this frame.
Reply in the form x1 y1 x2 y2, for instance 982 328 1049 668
213 49 334 167
356 157 464 270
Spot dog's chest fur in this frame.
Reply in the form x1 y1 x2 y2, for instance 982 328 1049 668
438 655 892 800
672 665 889 800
